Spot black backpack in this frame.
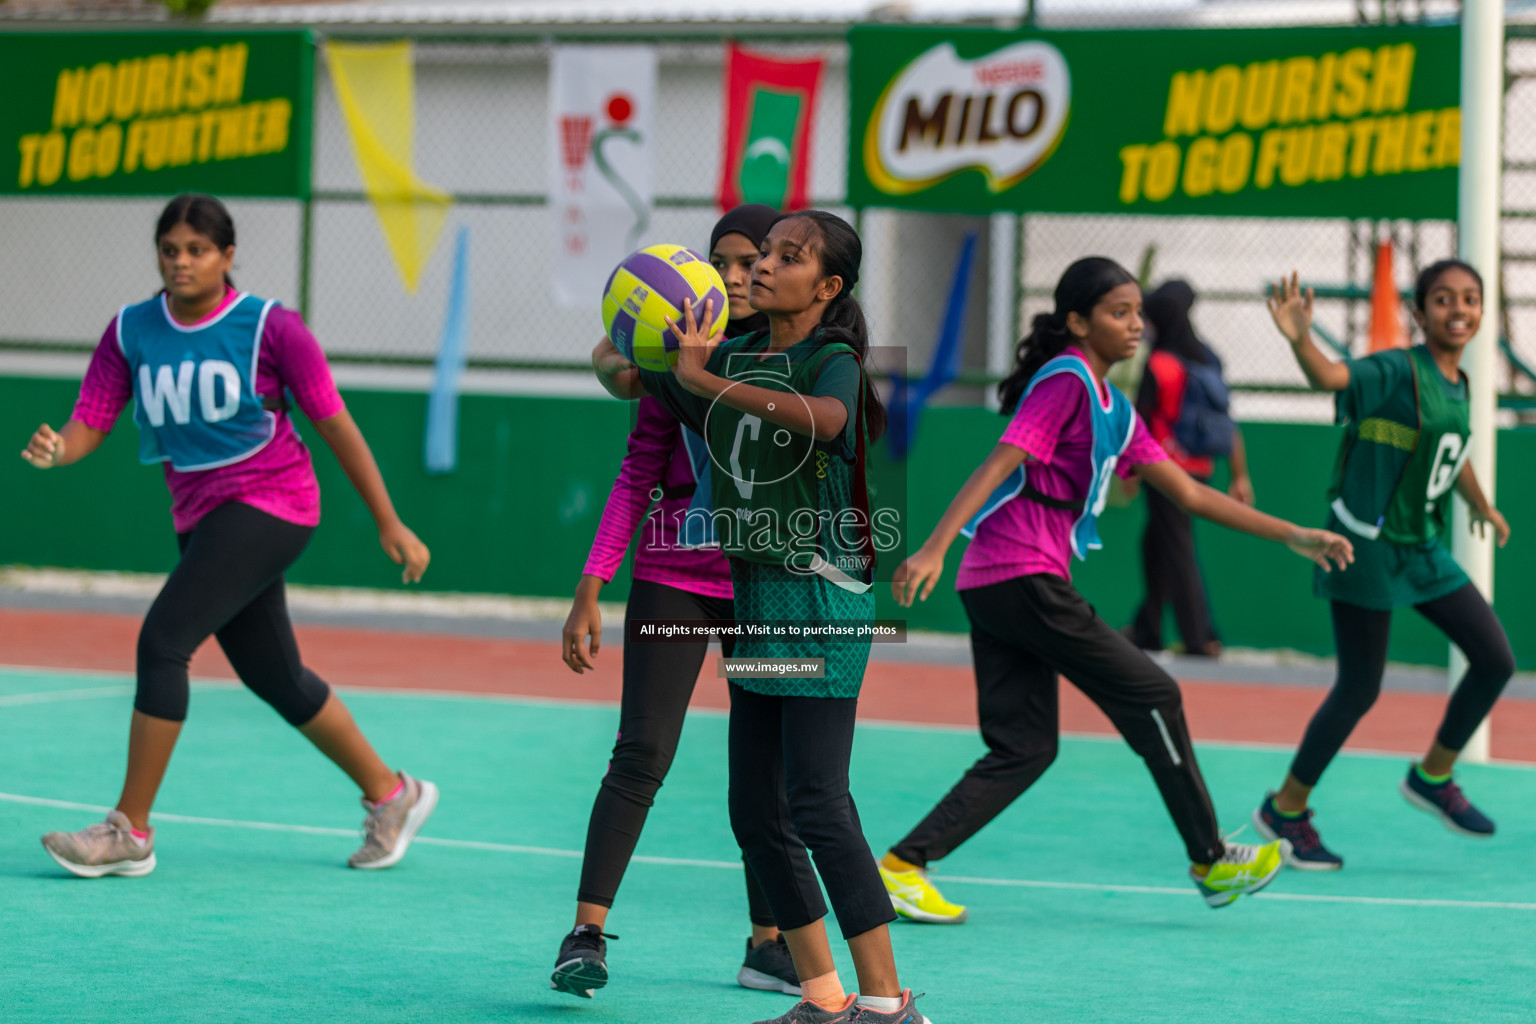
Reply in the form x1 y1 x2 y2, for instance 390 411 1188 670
1172 356 1235 458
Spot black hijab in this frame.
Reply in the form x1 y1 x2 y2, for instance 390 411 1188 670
711 204 779 338
1145 279 1215 365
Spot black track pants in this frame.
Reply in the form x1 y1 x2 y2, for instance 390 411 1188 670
727 684 896 939
890 573 1225 867
1128 482 1219 654
576 579 775 927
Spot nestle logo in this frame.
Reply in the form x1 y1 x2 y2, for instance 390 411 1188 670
974 60 1044 88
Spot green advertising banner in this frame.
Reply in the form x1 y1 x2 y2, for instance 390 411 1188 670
848 24 1460 218
1 32 313 198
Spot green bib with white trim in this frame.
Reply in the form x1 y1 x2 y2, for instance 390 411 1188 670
1328 345 1470 546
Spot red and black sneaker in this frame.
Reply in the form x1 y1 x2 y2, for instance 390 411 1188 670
1252 792 1344 871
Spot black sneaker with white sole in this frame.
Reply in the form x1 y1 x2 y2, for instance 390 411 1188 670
738 935 801 995
1400 764 1496 837
1252 792 1344 870
550 924 614 998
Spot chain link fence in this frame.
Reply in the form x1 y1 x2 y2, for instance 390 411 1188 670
3 0 1534 422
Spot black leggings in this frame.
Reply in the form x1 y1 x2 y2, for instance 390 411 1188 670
135 501 330 726
1128 482 1219 653
891 573 1225 867
728 684 896 940
577 579 775 927
1289 585 1516 786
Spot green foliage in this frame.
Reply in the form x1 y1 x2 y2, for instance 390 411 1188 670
157 0 220 17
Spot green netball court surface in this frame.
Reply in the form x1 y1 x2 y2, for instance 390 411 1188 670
3 665 1534 1023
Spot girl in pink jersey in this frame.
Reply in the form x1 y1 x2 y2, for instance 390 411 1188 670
21 194 438 878
878 257 1353 918
550 205 800 1001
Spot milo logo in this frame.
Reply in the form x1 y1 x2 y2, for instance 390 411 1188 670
863 40 1072 196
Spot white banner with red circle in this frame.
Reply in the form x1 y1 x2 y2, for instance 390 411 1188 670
548 45 657 310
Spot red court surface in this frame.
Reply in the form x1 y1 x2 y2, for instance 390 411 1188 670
5 606 1533 762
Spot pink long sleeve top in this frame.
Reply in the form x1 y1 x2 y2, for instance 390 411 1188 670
582 395 733 599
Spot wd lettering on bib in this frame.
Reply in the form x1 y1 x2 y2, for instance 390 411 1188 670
137 359 243 426
119 292 278 471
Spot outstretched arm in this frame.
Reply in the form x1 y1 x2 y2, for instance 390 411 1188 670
311 409 430 583
20 420 108 469
1268 271 1351 393
891 442 1028 606
1136 458 1353 571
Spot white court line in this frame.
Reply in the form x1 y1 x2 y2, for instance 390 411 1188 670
932 874 1536 912
4 790 1535 912
0 792 736 870
0 686 134 706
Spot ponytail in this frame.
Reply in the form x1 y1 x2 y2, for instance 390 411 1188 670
997 256 1136 415
815 289 887 442
773 209 888 442
997 311 1076 415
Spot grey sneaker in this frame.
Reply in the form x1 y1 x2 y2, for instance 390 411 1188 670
348 772 439 869
851 990 931 1023
739 935 801 995
752 996 859 1024
41 810 156 878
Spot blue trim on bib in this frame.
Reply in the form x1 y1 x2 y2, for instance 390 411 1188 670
961 353 1136 561
677 426 719 547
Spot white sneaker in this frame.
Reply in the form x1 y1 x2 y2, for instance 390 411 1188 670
41 810 157 878
349 772 439 869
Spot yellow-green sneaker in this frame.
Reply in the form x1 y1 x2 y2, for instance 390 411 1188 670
879 864 969 924
1190 839 1289 908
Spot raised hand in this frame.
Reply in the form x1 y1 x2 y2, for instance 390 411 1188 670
1286 527 1354 572
1267 270 1315 347
663 298 722 393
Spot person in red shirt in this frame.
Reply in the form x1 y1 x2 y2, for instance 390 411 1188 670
1125 280 1253 658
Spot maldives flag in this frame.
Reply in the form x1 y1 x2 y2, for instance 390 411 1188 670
717 43 825 212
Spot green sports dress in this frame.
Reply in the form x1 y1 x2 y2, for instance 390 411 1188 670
1317 345 1472 610
639 329 877 699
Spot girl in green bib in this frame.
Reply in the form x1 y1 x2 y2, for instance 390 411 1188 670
592 210 930 1024
1254 261 1515 870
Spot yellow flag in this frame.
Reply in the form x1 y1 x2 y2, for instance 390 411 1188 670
326 40 450 293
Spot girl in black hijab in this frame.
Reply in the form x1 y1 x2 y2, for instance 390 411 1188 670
551 206 801 1001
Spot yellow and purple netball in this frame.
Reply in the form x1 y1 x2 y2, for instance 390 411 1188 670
602 244 729 372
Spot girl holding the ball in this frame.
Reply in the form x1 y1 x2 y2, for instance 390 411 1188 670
21 193 438 879
593 210 931 1024
551 204 803 1001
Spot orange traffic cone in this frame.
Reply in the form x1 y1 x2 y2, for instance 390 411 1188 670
1369 241 1409 352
